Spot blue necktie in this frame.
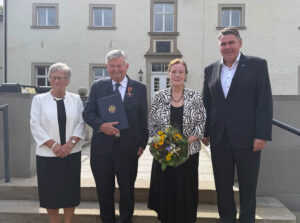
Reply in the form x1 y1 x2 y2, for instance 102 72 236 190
114 83 121 95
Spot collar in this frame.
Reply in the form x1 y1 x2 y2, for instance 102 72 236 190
112 76 128 88
220 52 241 66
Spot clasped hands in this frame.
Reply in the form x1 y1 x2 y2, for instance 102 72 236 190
52 141 74 158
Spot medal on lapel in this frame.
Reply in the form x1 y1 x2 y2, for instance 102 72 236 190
126 87 133 97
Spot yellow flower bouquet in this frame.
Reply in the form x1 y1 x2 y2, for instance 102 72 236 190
149 126 189 171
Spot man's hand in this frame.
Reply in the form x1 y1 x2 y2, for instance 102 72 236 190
99 122 120 135
253 139 266 151
137 147 144 158
201 137 210 146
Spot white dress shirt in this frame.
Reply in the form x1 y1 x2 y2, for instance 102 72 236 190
220 52 241 98
112 76 128 101
30 91 86 157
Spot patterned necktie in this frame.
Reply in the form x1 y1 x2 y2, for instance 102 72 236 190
115 83 121 95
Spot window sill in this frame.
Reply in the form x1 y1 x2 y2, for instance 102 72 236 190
145 51 182 57
88 26 117 30
31 25 60 29
148 32 179 36
216 26 246 30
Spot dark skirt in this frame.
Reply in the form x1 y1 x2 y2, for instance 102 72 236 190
148 153 199 223
36 151 81 209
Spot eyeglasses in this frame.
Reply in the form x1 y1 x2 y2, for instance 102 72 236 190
50 76 68 81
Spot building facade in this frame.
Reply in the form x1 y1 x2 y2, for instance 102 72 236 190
3 0 300 99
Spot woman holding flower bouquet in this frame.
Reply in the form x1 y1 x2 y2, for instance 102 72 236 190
148 58 206 223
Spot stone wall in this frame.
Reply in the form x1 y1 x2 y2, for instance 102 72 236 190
0 93 36 179
257 95 300 211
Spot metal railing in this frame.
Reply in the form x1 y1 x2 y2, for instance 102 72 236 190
272 119 300 136
0 104 10 182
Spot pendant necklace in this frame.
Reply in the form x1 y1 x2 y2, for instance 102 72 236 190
171 89 184 103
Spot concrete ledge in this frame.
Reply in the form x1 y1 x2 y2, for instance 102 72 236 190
0 197 296 223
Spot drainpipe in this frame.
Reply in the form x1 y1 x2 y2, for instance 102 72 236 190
4 0 7 83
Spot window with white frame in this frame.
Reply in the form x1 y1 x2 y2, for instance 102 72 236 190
32 3 58 28
89 4 115 29
154 3 174 32
218 4 245 28
36 66 50 87
151 62 170 96
37 7 56 26
93 67 109 80
221 8 241 27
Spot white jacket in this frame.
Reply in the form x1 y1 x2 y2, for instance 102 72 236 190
30 91 85 157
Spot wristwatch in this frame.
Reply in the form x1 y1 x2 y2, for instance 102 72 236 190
71 139 76 145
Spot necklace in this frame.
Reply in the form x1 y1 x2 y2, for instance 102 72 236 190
171 90 184 103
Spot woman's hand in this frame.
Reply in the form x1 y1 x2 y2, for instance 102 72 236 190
188 136 198 144
62 141 74 155
52 144 68 158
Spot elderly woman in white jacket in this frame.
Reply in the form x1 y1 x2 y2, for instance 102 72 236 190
30 62 85 223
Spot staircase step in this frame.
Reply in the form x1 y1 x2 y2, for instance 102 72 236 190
0 197 295 223
0 179 239 204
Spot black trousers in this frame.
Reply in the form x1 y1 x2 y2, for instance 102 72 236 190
90 140 138 223
211 132 261 223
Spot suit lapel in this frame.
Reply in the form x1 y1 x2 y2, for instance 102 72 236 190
213 61 225 99
227 53 246 98
107 79 114 96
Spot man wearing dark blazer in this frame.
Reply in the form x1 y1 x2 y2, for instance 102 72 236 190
83 50 149 223
202 27 273 223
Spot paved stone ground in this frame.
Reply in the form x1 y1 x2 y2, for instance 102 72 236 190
0 143 214 188
81 143 215 188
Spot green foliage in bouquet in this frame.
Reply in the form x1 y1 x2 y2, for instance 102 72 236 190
149 126 189 171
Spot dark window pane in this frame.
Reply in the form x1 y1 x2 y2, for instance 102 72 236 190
167 78 170 88
163 63 169 72
156 41 171 53
37 78 45 87
152 63 162 72
154 78 160 92
37 67 46 76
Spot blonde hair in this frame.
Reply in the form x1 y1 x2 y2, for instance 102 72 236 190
167 58 188 74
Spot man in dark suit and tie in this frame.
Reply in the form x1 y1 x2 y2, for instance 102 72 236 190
202 27 273 223
83 49 149 223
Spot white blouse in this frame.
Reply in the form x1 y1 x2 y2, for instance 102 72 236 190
30 91 86 157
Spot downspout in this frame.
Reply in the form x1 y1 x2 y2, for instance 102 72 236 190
4 0 7 83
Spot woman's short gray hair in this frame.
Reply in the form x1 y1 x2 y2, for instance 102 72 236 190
48 62 72 79
105 50 128 64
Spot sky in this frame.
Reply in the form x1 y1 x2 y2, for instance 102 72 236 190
0 0 3 6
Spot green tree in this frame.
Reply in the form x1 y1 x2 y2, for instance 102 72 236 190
0 6 3 14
